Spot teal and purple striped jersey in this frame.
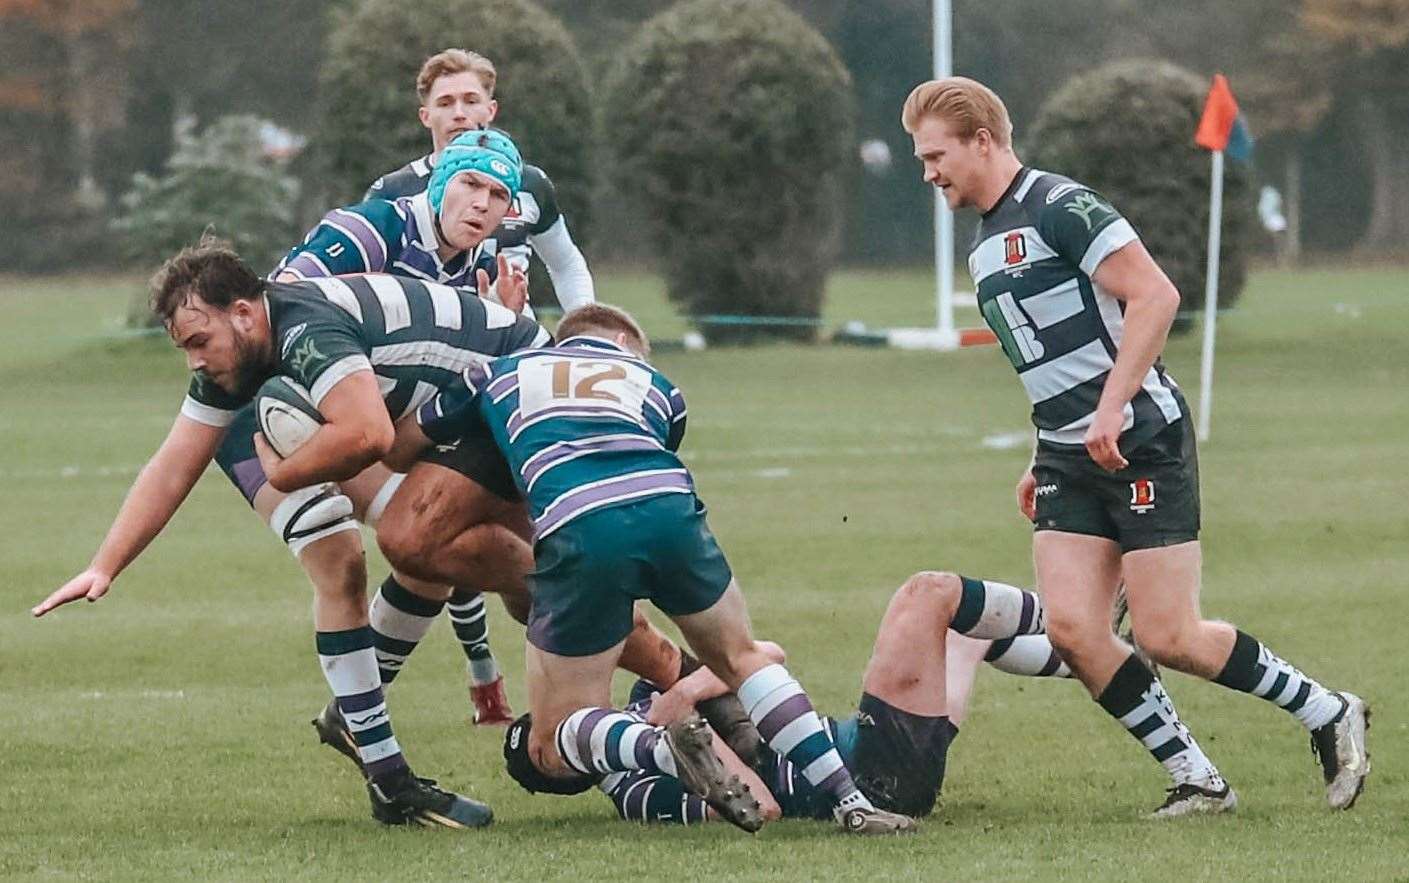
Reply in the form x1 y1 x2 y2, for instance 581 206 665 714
273 191 498 290
418 335 689 540
969 168 1185 451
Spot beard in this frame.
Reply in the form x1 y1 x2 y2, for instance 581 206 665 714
223 330 274 400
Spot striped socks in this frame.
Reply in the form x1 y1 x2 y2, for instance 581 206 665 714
447 589 500 687
316 626 407 779
556 708 678 776
1214 630 1344 730
1098 654 1223 787
736 664 871 813
951 576 1047 639
368 576 444 685
984 634 1072 678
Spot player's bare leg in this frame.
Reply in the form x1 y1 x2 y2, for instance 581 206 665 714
1124 541 1369 809
1036 531 1233 817
251 479 491 828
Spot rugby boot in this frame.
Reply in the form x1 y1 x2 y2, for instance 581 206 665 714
367 767 494 829
697 692 764 769
1310 691 1370 810
311 698 365 776
1111 583 1160 679
836 805 919 835
664 714 764 833
470 675 515 726
1151 780 1238 818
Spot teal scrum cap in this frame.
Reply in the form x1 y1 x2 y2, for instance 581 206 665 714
428 128 523 216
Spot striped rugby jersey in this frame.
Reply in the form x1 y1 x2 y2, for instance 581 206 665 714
180 275 550 427
969 168 1185 451
417 335 690 540
272 191 499 289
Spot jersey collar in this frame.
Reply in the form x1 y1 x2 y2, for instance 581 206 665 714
409 190 483 276
981 165 1028 219
558 334 629 354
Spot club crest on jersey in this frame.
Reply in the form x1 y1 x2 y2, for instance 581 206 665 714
1004 232 1027 265
1129 478 1156 514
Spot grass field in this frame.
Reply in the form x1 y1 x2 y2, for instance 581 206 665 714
3 266 1407 880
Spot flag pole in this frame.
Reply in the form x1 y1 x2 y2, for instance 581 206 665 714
1197 148 1224 442
933 0 955 339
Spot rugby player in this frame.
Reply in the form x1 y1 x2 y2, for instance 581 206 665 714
32 238 549 828
396 303 917 835
361 48 596 725
901 77 1370 816
514 573 1073 826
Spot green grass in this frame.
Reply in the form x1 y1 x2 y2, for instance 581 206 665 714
3 266 1407 881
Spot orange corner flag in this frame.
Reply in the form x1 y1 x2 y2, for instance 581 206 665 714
1195 74 1240 152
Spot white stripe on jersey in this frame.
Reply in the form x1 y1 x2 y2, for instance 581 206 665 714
424 282 463 330
1079 218 1138 276
370 340 487 374
323 216 371 268
305 277 363 322
1018 339 1112 403
1039 403 1134 445
310 354 373 406
363 274 412 333
404 380 441 419
1013 169 1045 202
968 226 1058 284
1023 279 1085 329
180 395 237 427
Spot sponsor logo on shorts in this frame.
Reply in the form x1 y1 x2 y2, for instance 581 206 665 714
1035 483 1058 497
1129 478 1155 514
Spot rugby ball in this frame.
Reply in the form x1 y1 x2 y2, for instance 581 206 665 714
255 377 323 458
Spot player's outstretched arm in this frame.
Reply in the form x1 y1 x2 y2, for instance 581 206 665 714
260 370 393 492
32 415 225 617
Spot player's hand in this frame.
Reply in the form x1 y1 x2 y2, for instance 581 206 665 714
1016 468 1038 522
252 432 284 479
1084 406 1129 472
645 688 696 727
477 253 528 314
33 569 113 617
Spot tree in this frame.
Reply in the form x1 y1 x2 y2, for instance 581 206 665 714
1301 0 1409 251
605 0 854 341
1027 59 1258 327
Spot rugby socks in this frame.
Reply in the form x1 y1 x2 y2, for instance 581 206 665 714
951 577 1047 639
985 634 1072 678
737 664 873 813
1098 654 1223 787
447 589 499 687
603 770 710 825
556 708 679 776
369 576 445 686
316 627 407 779
1214 630 1344 730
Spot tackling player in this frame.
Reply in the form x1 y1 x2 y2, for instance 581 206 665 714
901 77 1369 816
396 303 917 835
32 239 549 829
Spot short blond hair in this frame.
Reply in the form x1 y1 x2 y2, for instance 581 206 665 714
556 304 650 358
901 77 1012 147
416 49 497 102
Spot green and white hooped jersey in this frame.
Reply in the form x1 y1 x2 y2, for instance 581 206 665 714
179 276 550 428
968 168 1185 450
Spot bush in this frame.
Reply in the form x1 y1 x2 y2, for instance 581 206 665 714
605 0 854 341
1026 60 1257 330
315 0 594 266
114 115 301 276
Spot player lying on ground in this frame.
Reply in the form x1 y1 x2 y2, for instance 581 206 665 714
902 76 1369 816
391 303 917 835
507 572 1073 825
